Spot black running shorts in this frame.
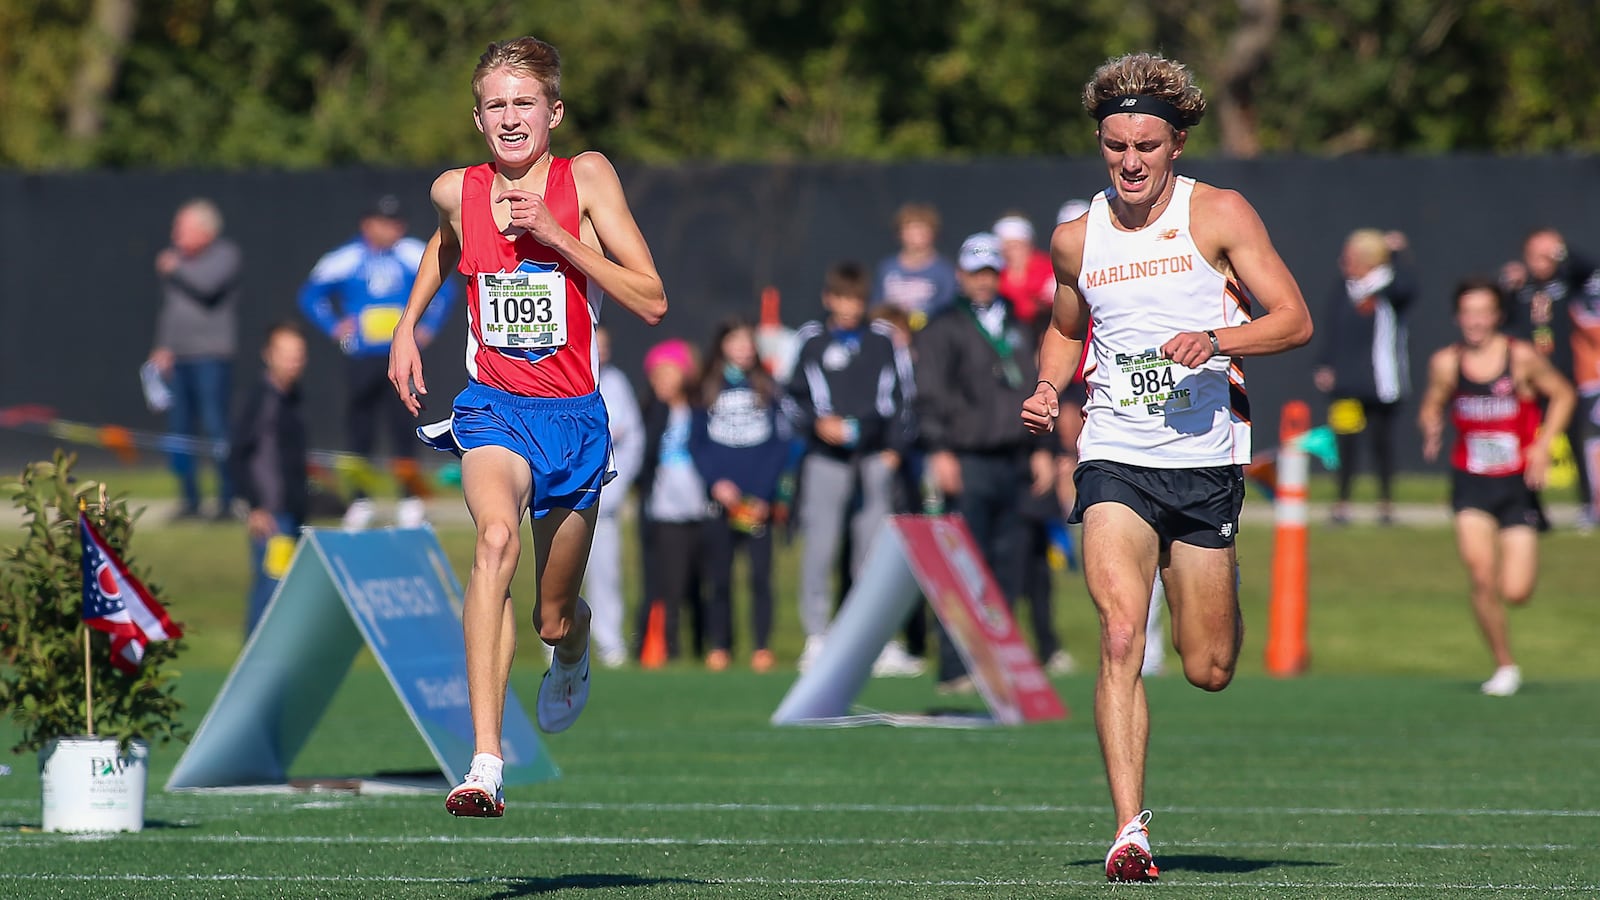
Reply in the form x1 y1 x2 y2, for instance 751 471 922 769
1450 470 1547 531
1069 459 1245 549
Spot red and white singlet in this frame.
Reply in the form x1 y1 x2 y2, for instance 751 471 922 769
458 158 602 398
1449 342 1542 477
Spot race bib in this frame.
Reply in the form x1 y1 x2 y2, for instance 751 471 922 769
358 305 403 344
1465 432 1520 474
476 270 567 349
1108 349 1194 416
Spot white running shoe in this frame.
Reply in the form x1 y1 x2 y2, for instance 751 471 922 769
1045 650 1077 676
537 642 591 733
797 635 826 673
341 498 376 531
1105 809 1159 883
445 760 504 818
396 496 427 529
1481 665 1522 697
872 640 926 678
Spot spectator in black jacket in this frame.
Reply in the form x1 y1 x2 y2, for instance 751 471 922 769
691 319 791 672
1501 227 1600 524
1314 229 1415 525
228 322 309 636
784 261 918 674
915 232 1056 693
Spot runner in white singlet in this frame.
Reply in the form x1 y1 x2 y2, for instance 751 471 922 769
1020 53 1313 884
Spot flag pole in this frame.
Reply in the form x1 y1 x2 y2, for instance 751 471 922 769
79 496 95 737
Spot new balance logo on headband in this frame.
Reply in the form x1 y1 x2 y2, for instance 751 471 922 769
1120 98 1138 107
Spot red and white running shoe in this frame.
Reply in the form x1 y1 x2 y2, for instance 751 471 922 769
445 768 504 818
1105 809 1159 883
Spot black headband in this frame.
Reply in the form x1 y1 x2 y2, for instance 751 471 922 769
1093 95 1187 130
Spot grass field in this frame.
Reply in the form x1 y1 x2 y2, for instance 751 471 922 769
3 482 1600 896
1 671 1597 897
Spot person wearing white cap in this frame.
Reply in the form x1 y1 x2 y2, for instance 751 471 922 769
994 213 1057 330
1019 52 1313 883
916 232 1058 694
1057 199 1092 226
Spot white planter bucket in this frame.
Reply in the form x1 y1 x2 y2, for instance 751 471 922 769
39 736 148 833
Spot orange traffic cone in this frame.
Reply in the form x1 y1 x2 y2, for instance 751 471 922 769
639 600 668 669
1265 401 1311 676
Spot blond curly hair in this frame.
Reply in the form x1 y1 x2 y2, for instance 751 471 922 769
1082 53 1206 128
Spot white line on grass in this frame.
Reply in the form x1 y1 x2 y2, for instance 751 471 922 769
484 799 1600 818
0 874 1593 891
7 797 1600 818
0 834 1579 852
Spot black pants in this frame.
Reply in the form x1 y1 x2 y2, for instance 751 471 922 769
1569 399 1593 513
1334 399 1400 503
1019 517 1061 663
703 518 774 653
346 354 418 497
634 520 705 659
936 451 1027 682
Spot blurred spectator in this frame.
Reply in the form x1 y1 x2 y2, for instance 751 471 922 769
873 203 957 331
867 303 930 659
299 194 457 530
147 198 241 519
994 213 1056 329
1057 198 1092 226
690 319 790 673
1313 229 1415 525
635 339 708 661
229 322 309 636
915 233 1054 693
1571 273 1600 522
1501 228 1600 524
785 262 919 675
586 327 644 669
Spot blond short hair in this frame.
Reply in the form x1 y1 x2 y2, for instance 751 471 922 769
1344 229 1391 268
473 37 561 104
1082 53 1206 128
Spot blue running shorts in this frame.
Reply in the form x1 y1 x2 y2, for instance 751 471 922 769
418 380 614 519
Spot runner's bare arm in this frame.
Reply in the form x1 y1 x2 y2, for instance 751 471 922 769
1023 220 1090 434
389 169 466 415
1179 186 1313 361
1417 347 1458 463
555 152 666 325
1517 339 1577 446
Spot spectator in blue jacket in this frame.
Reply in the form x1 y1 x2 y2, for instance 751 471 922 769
299 195 457 530
691 319 791 672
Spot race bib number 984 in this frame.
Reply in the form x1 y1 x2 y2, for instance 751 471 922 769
1110 349 1194 416
476 270 568 349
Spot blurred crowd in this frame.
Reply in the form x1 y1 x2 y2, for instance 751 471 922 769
1313 226 1600 528
144 194 1600 679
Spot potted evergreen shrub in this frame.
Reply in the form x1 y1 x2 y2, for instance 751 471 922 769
0 451 187 832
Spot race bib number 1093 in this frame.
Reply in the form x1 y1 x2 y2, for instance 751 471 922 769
476 270 568 349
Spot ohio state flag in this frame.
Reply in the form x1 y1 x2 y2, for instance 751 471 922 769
80 514 182 673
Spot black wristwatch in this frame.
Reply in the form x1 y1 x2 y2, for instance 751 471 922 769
1205 330 1222 355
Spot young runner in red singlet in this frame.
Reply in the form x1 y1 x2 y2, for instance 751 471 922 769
1419 278 1573 698
387 36 666 818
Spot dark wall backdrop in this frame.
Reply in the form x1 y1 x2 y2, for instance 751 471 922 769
2 157 1596 470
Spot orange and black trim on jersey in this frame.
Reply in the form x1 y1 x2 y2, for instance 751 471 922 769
1228 359 1250 424
1224 279 1254 321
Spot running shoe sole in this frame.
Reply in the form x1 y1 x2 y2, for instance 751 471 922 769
1105 843 1159 883
445 786 504 818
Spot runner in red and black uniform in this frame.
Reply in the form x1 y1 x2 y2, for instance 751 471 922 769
1419 277 1574 698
